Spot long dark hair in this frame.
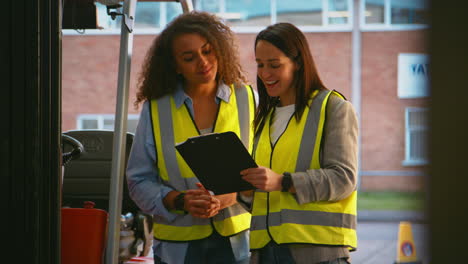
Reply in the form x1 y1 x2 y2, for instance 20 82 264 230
135 11 247 108
253 23 327 134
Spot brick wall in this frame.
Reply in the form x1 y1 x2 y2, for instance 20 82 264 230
360 30 429 191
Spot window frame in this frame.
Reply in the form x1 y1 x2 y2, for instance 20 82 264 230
360 0 428 31
403 107 429 166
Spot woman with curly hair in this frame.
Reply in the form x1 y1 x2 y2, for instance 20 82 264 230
126 11 256 264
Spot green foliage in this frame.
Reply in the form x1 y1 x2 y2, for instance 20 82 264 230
357 191 426 211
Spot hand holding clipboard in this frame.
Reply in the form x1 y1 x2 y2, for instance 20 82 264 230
175 131 257 195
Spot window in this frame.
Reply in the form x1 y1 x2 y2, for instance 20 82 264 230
328 0 350 25
219 0 271 27
391 0 427 25
403 107 428 166
364 0 384 24
201 0 352 29
276 1 323 26
77 114 139 134
363 0 428 30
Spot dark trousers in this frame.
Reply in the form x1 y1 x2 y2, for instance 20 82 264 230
184 232 236 264
154 232 236 264
258 242 295 264
258 242 350 264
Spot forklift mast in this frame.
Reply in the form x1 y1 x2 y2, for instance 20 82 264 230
95 1 194 263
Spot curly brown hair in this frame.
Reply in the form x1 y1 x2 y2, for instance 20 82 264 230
134 11 247 107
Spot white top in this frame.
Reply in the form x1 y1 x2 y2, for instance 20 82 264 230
199 127 213 135
270 104 295 144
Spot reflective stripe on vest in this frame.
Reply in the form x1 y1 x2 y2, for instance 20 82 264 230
150 84 255 241
251 89 357 250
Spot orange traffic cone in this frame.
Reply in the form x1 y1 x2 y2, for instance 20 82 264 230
394 221 422 264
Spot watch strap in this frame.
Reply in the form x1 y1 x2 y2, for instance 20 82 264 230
281 172 292 192
174 192 186 212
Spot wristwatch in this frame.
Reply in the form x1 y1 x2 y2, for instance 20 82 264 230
281 172 293 192
174 192 186 212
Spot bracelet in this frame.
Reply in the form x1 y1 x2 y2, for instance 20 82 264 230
281 172 293 192
174 192 186 212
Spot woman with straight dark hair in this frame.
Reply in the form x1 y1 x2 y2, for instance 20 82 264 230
240 23 358 264
127 11 256 264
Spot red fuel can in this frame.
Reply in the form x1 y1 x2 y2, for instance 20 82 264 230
61 201 108 264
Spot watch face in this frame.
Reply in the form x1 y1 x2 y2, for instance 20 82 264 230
282 173 292 192
175 193 186 211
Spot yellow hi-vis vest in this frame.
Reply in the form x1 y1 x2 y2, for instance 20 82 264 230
150 83 255 242
250 89 357 250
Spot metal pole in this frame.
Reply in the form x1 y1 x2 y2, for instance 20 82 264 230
351 0 362 190
105 1 192 263
179 0 194 13
106 0 136 263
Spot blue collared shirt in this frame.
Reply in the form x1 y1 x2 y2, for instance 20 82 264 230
126 82 253 263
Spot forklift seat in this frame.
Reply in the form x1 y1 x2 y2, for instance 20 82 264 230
62 129 138 214
62 130 153 259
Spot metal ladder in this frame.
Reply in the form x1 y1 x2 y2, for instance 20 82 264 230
103 1 193 263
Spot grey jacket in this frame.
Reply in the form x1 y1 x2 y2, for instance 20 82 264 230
293 93 358 204
250 94 359 264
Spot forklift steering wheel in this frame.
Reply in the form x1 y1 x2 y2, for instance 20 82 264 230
61 134 85 165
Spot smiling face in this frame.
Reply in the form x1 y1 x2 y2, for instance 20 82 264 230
172 33 218 87
255 40 297 106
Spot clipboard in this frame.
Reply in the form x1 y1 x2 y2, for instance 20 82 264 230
175 131 257 195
